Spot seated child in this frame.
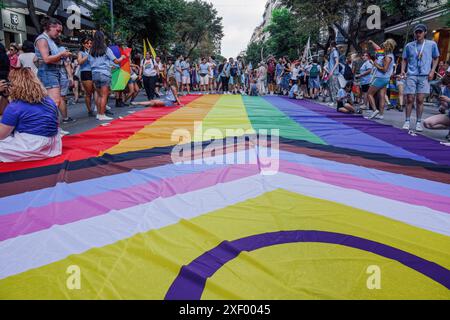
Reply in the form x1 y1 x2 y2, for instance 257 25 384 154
249 79 259 96
288 82 299 99
424 74 450 141
337 82 356 113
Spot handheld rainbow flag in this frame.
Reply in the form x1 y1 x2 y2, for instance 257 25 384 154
109 45 132 91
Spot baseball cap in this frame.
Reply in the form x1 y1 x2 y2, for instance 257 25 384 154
414 23 427 33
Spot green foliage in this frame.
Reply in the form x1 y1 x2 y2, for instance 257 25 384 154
264 8 309 59
91 0 223 58
245 41 268 66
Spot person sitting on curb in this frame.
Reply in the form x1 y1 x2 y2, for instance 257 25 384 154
0 68 62 162
423 74 450 141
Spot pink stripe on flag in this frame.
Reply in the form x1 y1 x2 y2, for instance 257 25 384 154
279 160 450 214
0 164 259 242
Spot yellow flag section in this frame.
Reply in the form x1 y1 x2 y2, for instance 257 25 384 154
1 190 449 299
199 95 255 141
102 95 220 155
103 95 255 155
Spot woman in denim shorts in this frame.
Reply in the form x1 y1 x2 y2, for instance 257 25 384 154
34 17 72 116
88 31 126 121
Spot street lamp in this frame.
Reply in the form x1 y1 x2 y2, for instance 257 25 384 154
110 0 114 43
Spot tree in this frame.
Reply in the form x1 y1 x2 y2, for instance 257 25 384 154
91 0 223 58
284 0 443 54
176 0 223 58
27 0 61 34
244 41 268 66
264 8 310 59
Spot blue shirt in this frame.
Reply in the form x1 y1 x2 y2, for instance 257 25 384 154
79 51 91 72
199 63 209 75
1 97 59 137
175 60 182 75
289 84 298 98
276 63 283 77
181 61 190 77
359 60 373 85
329 48 340 75
375 53 395 79
337 89 354 103
403 40 439 76
88 48 117 77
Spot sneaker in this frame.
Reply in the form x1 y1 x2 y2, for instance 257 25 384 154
402 121 411 130
368 110 380 119
97 114 113 121
62 117 76 124
88 111 95 117
105 109 115 116
415 122 424 132
60 129 70 135
327 102 334 107
374 114 384 120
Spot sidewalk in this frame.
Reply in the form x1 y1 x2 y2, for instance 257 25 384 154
314 99 449 142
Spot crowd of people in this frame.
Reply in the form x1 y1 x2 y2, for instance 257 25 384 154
0 18 449 162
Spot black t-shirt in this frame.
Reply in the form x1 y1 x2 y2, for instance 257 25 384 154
0 55 10 81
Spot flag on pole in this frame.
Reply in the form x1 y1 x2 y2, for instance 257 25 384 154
302 37 311 62
146 38 156 59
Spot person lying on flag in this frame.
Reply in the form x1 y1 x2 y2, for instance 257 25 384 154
131 82 183 107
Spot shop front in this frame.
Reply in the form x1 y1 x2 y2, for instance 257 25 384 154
0 8 27 47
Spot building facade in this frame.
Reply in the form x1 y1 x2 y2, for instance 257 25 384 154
249 0 283 44
1 0 98 48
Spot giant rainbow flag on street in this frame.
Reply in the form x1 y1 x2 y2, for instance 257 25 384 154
0 95 449 299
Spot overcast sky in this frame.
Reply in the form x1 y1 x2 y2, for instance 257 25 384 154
207 0 267 58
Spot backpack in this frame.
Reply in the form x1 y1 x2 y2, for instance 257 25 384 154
309 64 319 78
343 63 353 81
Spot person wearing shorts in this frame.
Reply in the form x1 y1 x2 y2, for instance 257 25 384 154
306 58 322 99
401 23 440 132
355 52 373 109
35 17 73 122
88 31 125 121
366 39 396 120
175 55 183 90
423 74 450 141
180 57 191 94
198 58 210 92
208 57 217 93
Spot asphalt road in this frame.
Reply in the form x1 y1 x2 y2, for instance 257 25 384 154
60 91 449 142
